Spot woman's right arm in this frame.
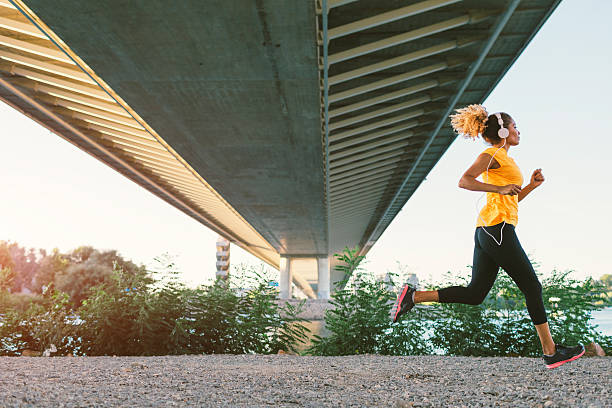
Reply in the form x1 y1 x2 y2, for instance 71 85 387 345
458 153 522 195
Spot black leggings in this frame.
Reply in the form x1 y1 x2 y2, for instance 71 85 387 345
438 222 547 325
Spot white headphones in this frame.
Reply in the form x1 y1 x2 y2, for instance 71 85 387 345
495 112 509 139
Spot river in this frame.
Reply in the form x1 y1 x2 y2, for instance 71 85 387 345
592 307 612 336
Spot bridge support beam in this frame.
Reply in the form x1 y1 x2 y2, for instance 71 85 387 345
278 256 329 299
279 256 292 299
317 256 330 299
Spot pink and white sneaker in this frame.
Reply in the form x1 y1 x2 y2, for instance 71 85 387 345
390 284 416 323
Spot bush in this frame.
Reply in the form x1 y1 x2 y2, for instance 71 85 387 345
0 259 310 356
2 248 610 357
309 248 612 357
0 291 46 312
307 248 432 356
427 264 612 356
54 247 147 307
180 265 309 354
543 270 612 353
0 289 77 356
75 263 165 356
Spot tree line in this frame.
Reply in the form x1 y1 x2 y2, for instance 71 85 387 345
0 241 145 308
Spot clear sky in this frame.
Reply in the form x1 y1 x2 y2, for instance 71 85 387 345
1 0 610 287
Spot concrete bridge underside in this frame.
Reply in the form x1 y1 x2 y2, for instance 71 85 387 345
0 0 561 297
18 0 328 257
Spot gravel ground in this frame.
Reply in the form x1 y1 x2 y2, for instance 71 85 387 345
0 355 609 407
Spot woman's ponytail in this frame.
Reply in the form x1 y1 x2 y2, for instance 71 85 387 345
449 104 489 140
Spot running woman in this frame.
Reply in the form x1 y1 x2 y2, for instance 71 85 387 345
390 104 584 369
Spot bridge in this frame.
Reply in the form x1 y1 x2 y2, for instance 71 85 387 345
0 0 560 298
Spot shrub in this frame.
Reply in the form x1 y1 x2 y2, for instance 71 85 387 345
307 248 432 356
184 263 310 355
427 264 612 356
2 249 610 357
76 263 163 356
0 259 310 356
0 291 46 312
54 247 147 307
0 289 77 356
309 248 612 357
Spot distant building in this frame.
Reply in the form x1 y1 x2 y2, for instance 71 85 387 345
215 236 230 280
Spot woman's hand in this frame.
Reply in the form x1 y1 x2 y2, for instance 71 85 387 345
497 184 522 195
531 168 545 188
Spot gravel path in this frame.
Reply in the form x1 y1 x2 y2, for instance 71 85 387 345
0 355 609 407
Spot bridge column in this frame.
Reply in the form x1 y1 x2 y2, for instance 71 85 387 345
279 255 292 299
317 256 330 299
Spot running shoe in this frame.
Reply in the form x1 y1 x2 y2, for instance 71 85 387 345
543 344 585 369
390 284 415 323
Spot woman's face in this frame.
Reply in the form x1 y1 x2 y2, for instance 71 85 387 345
490 118 520 147
506 120 520 146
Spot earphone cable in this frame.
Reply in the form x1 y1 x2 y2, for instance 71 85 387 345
476 138 507 246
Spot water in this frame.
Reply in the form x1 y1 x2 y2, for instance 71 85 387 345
591 307 612 336
304 306 612 346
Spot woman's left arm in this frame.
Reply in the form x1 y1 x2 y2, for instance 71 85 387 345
518 168 545 202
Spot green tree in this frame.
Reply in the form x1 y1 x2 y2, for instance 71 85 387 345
0 242 15 292
7 243 41 293
0 290 77 356
54 247 146 306
0 241 14 271
599 274 612 291
33 249 68 294
0 267 16 292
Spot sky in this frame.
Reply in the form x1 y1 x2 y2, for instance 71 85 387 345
0 0 610 288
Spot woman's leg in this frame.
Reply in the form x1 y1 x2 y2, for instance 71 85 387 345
414 228 500 305
535 322 556 355
413 290 438 303
477 224 554 354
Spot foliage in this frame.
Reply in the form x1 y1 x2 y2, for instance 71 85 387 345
2 242 610 357
599 274 612 300
307 247 432 356
427 265 612 356
174 265 309 355
0 288 77 356
7 243 40 293
543 270 612 352
0 241 14 272
32 249 67 294
309 248 612 357
52 247 146 307
600 274 612 289
0 302 47 355
0 241 146 308
0 257 309 356
0 290 45 312
0 267 15 292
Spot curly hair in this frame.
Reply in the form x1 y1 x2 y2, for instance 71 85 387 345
450 104 513 145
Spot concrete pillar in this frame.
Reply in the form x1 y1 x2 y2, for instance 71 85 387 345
279 256 292 299
317 256 330 299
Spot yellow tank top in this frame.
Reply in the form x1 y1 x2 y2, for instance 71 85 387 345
476 147 524 227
